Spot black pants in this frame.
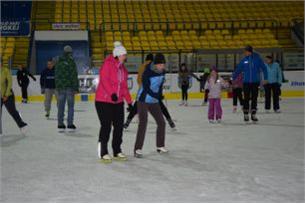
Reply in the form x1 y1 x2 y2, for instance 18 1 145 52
95 101 124 157
126 100 172 122
20 83 29 100
1 93 27 128
243 83 259 115
264 83 280 111
181 84 189 101
204 89 209 103
232 88 244 106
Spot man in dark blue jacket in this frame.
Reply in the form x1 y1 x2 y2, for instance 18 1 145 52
233 45 268 122
40 59 57 118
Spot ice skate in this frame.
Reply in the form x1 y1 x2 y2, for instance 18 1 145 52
167 118 176 129
20 124 28 136
216 119 221 123
123 118 131 129
209 120 215 124
265 109 270 114
251 114 258 123
67 124 77 132
134 149 143 158
113 153 127 161
100 154 112 164
274 109 281 113
233 106 237 113
157 147 169 154
179 100 185 106
184 101 188 106
244 114 250 122
45 111 50 118
58 124 66 133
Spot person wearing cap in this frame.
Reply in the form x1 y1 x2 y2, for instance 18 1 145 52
264 56 282 113
123 53 176 129
95 41 133 163
55 45 79 132
134 53 168 158
233 45 268 122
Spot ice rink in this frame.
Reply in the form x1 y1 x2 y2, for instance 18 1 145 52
1 98 304 202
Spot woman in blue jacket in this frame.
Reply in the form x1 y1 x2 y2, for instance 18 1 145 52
264 56 282 113
134 53 168 158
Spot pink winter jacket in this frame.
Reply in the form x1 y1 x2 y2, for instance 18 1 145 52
95 55 132 104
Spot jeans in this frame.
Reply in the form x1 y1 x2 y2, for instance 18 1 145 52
44 89 58 113
57 88 75 126
208 98 222 120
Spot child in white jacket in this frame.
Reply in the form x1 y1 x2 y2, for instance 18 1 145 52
205 69 229 123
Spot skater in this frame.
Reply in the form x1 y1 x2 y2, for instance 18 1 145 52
124 53 176 129
40 59 57 118
205 68 228 123
1 62 27 135
264 56 282 113
231 72 244 113
233 45 268 122
95 41 133 163
195 67 211 105
17 64 36 103
55 45 79 132
178 63 191 106
134 53 168 158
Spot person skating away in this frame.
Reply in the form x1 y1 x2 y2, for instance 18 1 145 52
124 54 176 129
55 45 79 132
1 62 28 135
231 72 244 113
134 53 168 158
264 56 282 113
40 59 57 118
205 68 229 123
17 64 36 103
95 42 133 163
233 45 268 123
178 63 191 106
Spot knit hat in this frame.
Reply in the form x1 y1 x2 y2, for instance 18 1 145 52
145 53 154 61
154 53 166 64
113 41 127 57
244 45 253 53
64 45 73 53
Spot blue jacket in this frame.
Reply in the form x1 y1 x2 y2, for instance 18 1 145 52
137 64 165 104
265 62 282 84
40 67 56 89
233 52 268 83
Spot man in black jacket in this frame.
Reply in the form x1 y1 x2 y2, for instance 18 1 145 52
40 59 57 118
17 65 36 103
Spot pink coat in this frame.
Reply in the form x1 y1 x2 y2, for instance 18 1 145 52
95 55 132 104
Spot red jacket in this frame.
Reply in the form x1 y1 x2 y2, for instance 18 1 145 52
95 55 132 104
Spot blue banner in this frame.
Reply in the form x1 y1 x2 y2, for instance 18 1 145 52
0 20 30 36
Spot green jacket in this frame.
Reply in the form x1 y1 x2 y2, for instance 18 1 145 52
1 67 13 97
55 53 79 91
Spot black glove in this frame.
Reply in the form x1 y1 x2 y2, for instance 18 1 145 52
127 104 133 112
111 93 118 102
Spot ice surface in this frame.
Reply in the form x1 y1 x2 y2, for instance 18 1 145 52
1 98 304 202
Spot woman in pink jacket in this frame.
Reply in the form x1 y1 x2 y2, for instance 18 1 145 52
95 42 133 163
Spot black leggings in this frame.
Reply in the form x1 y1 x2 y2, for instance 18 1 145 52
181 84 189 101
21 83 29 100
232 88 244 106
1 92 27 128
243 83 259 114
126 100 172 122
95 101 124 157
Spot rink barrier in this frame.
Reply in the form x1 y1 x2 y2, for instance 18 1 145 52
14 90 305 102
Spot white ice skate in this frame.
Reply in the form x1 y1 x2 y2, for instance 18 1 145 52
114 153 127 161
179 100 185 106
233 106 237 113
157 147 169 154
20 126 28 136
274 109 281 113
100 154 112 164
134 149 143 158
209 120 215 124
184 101 188 106
216 119 222 123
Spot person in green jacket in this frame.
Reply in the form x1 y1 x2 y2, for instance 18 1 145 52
0 62 27 135
55 45 79 132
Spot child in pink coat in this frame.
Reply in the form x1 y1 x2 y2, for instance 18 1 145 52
205 68 229 123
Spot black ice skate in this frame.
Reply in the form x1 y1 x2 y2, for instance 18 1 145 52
58 124 66 133
167 118 176 129
67 124 77 132
251 114 258 122
123 119 131 129
244 114 250 122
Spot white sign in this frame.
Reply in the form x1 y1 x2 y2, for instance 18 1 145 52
52 23 81 30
